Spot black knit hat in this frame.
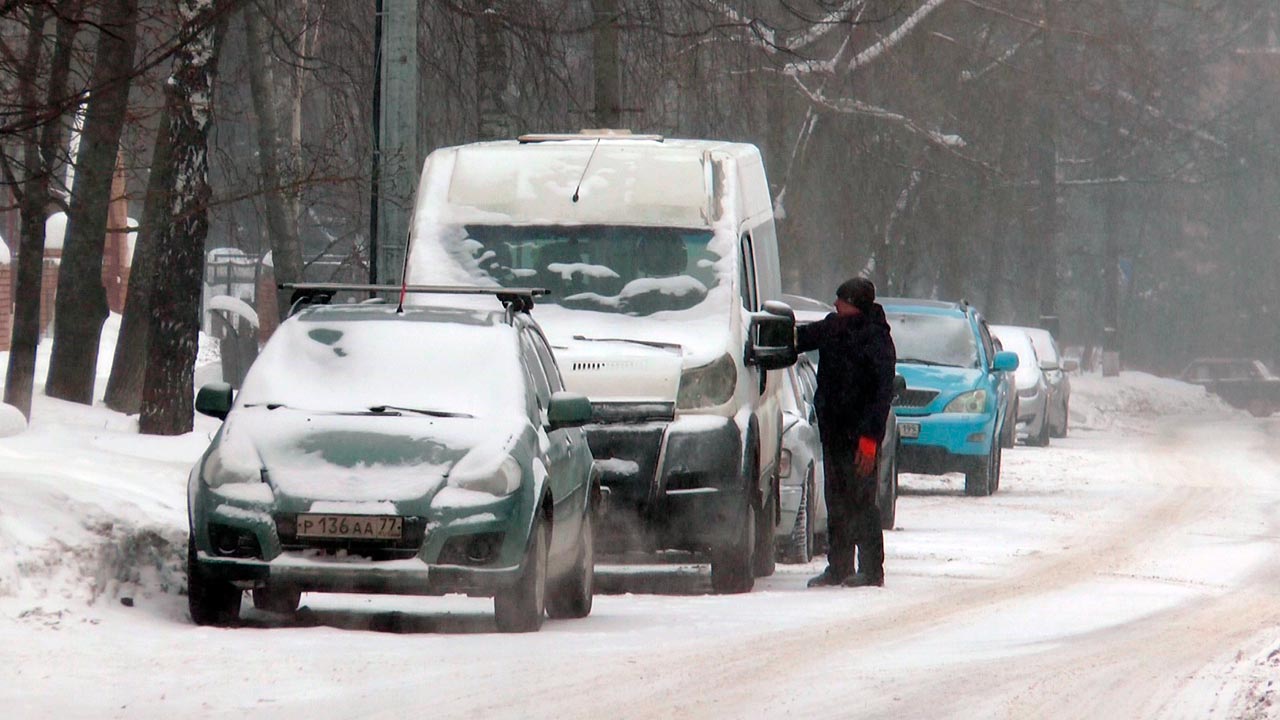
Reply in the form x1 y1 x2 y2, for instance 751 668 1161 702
836 277 876 310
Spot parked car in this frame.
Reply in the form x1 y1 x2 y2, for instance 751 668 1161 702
403 131 798 593
991 336 1019 449
991 325 1051 447
1179 358 1280 417
1023 327 1074 437
186 287 598 633
880 298 1018 497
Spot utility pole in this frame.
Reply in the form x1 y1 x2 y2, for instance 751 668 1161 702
373 0 418 284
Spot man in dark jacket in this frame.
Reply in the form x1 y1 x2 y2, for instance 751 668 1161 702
796 277 897 587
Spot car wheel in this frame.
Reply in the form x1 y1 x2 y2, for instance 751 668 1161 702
782 468 815 564
546 507 594 620
251 586 301 615
187 536 242 626
753 479 777 578
711 500 756 594
1050 399 1069 438
1001 400 1017 449
1248 398 1272 418
965 444 998 497
879 449 898 530
495 517 548 633
989 442 1002 494
1028 412 1051 447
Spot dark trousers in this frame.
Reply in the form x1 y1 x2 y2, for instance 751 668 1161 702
821 427 884 580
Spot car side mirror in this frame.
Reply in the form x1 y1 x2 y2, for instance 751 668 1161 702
1062 358 1080 373
195 382 234 420
992 351 1019 373
547 391 593 431
1039 360 1059 372
748 304 797 371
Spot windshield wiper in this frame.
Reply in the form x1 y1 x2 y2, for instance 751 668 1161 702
898 357 964 368
243 402 289 410
571 335 682 350
367 405 473 419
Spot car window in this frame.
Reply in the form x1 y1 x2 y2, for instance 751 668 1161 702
977 317 996 367
519 332 552 411
527 328 565 393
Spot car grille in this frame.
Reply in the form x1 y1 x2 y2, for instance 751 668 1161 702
894 389 939 408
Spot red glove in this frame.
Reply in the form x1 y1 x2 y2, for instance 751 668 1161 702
855 436 878 477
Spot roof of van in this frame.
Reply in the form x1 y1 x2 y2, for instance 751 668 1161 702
416 136 772 230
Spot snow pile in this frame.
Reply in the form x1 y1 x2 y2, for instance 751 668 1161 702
1069 370 1233 432
0 403 26 437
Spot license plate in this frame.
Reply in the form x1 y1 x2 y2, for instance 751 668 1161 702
899 422 921 439
296 514 403 540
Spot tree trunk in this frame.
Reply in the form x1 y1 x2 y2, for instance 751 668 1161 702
139 0 234 436
103 114 175 413
46 0 140 404
476 0 513 140
244 4 303 322
3 1 80 420
591 0 620 128
1034 0 1060 329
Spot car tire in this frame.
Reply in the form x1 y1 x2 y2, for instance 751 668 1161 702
1028 412 1051 447
187 536 242 626
964 443 999 497
495 517 548 633
546 507 594 620
753 480 777 578
711 501 756 594
1001 400 1017 449
782 468 815 564
252 586 301 615
1248 398 1272 418
1050 400 1069 438
879 449 898 530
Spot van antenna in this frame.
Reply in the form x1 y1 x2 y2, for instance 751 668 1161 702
571 139 601 203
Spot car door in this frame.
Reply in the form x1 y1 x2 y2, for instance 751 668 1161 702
522 326 590 561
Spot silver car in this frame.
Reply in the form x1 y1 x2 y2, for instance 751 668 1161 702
991 325 1051 447
1023 327 1073 437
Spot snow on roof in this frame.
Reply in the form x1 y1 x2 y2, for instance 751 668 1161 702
45 212 68 251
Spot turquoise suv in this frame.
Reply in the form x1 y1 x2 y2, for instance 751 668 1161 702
880 299 1018 496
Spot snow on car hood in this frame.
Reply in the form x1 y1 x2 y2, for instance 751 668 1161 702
215 408 524 503
895 364 986 394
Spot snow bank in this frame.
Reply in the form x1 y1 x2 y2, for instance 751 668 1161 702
0 403 25 437
1069 370 1232 432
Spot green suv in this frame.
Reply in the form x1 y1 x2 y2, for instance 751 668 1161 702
187 287 598 632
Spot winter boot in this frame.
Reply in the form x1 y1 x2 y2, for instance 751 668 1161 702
842 572 884 588
807 567 845 587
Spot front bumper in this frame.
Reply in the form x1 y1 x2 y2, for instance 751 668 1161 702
190 483 534 598
586 414 746 553
894 412 994 474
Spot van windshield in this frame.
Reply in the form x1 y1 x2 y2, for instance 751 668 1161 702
454 225 722 316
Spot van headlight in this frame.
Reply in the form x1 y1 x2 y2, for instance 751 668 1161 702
449 455 522 496
676 354 737 409
943 389 988 414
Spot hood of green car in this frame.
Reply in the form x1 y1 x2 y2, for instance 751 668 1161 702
215 407 525 504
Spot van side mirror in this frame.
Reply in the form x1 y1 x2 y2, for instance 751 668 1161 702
196 382 234 420
547 391 593 431
992 351 1019 373
749 304 797 371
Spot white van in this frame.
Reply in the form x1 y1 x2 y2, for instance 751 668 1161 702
404 131 795 593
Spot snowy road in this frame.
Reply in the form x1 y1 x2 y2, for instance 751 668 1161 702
3 375 1280 719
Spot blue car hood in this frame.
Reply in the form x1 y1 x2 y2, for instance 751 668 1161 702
896 363 984 393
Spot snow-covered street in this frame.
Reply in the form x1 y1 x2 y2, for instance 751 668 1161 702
3 365 1280 719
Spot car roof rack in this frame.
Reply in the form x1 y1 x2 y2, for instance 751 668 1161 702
280 283 548 318
518 129 664 143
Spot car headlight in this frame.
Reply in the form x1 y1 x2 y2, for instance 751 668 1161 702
778 448 793 480
943 389 988 414
676 353 738 410
1017 386 1039 399
449 455 522 496
200 448 263 487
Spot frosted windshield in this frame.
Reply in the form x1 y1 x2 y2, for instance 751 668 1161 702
451 225 721 317
887 312 980 369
